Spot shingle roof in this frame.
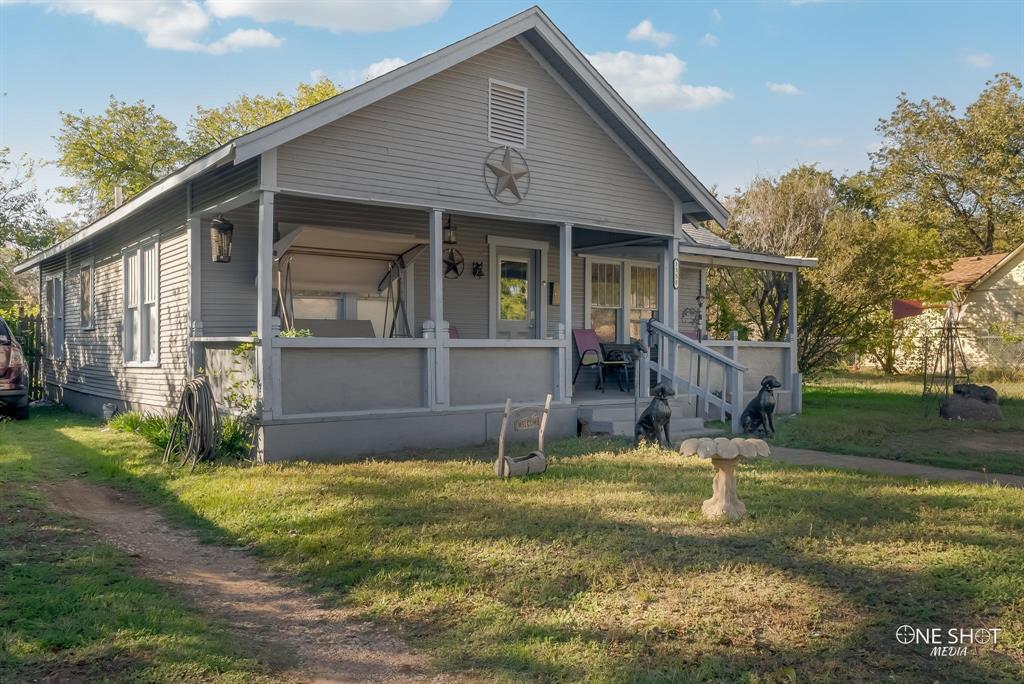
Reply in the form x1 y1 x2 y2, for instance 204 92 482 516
937 253 1009 289
681 224 733 249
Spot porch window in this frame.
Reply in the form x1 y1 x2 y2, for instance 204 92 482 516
44 274 64 359
590 261 621 342
629 265 658 342
123 238 159 365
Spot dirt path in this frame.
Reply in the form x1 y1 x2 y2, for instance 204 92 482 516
770 446 1024 488
44 478 453 684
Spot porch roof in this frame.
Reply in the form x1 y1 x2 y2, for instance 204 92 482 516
678 245 818 271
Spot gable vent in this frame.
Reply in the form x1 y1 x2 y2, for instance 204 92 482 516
488 79 527 148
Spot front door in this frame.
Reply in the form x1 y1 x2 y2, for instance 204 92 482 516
495 247 537 339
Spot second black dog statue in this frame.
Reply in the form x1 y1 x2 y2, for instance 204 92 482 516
740 375 782 436
635 382 675 448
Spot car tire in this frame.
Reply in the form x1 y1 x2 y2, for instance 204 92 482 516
11 404 29 420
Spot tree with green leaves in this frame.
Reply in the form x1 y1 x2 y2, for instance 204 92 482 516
0 148 69 305
54 97 191 216
187 77 342 153
871 73 1024 255
712 165 836 343
708 165 944 375
53 78 344 218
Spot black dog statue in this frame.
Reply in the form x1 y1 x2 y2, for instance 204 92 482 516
635 382 675 448
740 375 782 436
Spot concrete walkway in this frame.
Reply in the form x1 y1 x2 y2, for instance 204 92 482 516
770 446 1024 488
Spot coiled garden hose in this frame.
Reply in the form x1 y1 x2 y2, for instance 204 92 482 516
163 376 220 472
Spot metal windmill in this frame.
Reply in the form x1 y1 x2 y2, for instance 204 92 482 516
893 292 972 399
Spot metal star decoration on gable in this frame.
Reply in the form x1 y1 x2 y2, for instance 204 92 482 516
483 146 530 204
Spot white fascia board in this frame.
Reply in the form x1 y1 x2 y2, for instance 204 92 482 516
679 245 818 270
16 144 234 273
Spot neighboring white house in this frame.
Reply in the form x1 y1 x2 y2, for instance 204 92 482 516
938 245 1024 370
16 7 816 461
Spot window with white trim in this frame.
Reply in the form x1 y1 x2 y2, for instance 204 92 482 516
123 239 159 365
44 273 64 359
488 79 527 148
80 260 94 329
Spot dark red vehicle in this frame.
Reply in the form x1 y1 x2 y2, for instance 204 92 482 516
0 315 29 419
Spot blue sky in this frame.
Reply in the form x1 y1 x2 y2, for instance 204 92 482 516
1 0 1021 217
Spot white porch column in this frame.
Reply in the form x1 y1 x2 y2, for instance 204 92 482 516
787 269 802 413
559 222 573 400
662 236 680 390
185 182 202 377
428 208 449 408
256 188 275 420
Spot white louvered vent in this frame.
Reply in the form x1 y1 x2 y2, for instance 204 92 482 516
488 79 527 148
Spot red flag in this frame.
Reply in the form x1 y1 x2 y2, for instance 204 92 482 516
892 299 926 320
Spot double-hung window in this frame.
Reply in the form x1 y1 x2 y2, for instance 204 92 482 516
44 274 64 359
629 265 659 342
123 238 159 365
80 260 94 330
589 261 621 342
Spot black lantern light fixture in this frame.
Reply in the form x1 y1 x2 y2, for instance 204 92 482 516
210 214 234 263
443 215 458 245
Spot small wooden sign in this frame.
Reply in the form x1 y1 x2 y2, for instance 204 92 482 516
514 411 542 431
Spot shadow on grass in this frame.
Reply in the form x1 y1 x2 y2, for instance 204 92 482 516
11 407 1024 682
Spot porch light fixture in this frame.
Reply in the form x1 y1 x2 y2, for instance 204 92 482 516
210 214 233 263
443 215 458 245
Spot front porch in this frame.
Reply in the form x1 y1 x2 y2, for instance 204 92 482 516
188 184 805 460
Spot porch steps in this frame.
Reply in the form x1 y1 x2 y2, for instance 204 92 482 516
579 404 718 440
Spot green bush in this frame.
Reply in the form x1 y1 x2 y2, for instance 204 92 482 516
216 415 253 461
110 410 253 462
108 411 175 449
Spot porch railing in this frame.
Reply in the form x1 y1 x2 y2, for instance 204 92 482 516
644 318 746 434
261 327 567 420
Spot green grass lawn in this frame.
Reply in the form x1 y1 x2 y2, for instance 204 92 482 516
3 408 1024 682
0 413 277 683
773 372 1024 475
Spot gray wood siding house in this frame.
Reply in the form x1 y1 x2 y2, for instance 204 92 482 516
18 7 815 461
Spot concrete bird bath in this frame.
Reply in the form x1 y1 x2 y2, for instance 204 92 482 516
680 437 769 521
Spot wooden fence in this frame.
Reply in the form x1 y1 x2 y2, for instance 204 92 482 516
6 307 43 400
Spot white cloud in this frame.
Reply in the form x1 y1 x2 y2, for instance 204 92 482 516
751 135 782 145
699 32 718 47
627 19 674 49
711 8 722 22
27 0 283 54
586 51 733 111
22 0 449 52
766 81 804 95
798 137 842 147
965 52 994 68
206 27 281 54
205 0 451 33
363 57 408 80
